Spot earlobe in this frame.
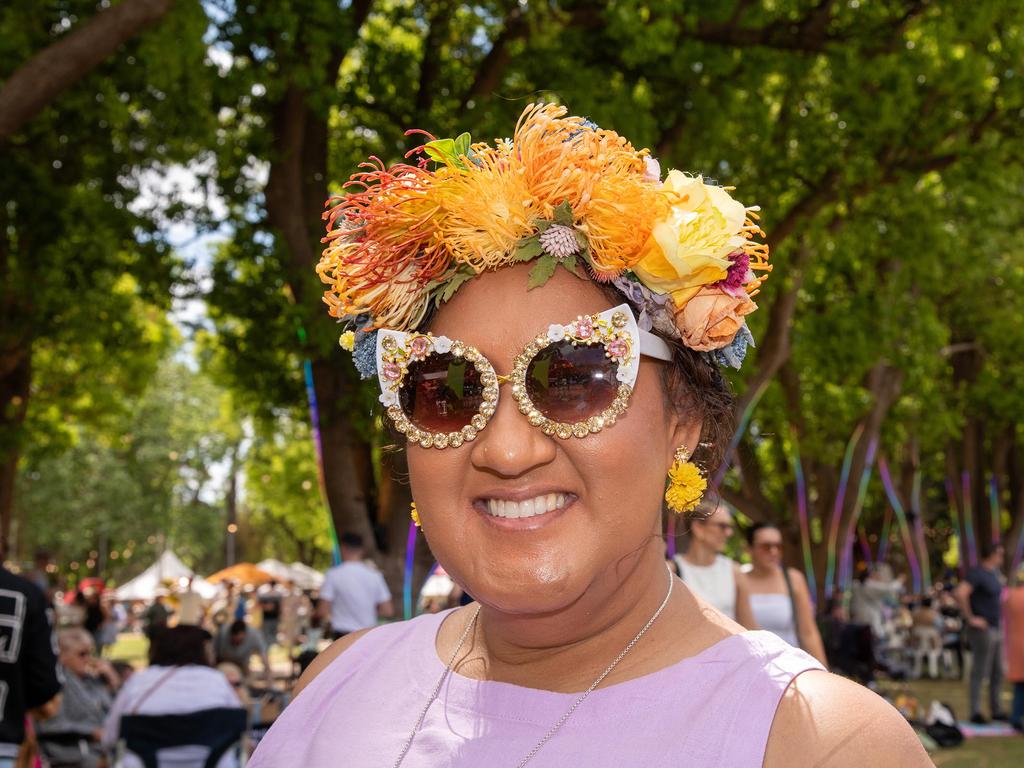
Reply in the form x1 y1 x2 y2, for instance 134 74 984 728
666 417 702 469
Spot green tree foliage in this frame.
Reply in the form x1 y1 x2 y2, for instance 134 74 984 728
15 353 235 581
5 2 1023 598
241 416 335 570
0 0 214 553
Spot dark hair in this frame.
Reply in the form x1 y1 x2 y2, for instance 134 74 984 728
149 626 212 667
979 541 1004 561
746 521 780 547
598 284 735 474
228 619 247 636
340 532 364 550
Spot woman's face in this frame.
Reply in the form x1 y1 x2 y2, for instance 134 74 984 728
61 638 94 678
409 264 699 614
690 504 734 554
750 526 784 570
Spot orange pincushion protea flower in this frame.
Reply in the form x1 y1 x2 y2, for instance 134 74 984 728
432 142 541 272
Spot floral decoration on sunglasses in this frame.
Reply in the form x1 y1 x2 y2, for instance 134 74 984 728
375 304 672 449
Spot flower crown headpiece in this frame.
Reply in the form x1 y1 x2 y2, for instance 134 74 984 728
317 103 771 377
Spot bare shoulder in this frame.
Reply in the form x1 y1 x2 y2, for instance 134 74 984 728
764 671 930 767
786 568 810 592
292 628 374 699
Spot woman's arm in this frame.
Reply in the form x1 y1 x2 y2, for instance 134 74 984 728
733 564 759 630
788 568 828 668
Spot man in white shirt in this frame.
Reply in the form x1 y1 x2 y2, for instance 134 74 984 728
318 533 394 639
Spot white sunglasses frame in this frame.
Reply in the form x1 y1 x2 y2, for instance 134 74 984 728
375 303 673 449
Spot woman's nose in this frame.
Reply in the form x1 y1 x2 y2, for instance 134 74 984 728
469 381 557 477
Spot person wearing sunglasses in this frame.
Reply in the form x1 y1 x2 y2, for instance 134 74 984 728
250 104 927 767
36 629 120 767
673 500 757 628
743 523 828 667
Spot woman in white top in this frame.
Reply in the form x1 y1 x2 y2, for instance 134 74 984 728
743 522 829 667
103 625 244 767
673 501 757 628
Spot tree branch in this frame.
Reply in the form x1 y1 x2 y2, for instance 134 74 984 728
0 0 178 142
458 4 529 113
414 0 455 121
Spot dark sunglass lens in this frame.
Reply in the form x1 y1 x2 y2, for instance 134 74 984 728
399 353 483 433
526 341 618 423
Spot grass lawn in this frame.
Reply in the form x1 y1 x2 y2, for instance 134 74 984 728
106 631 297 675
878 677 1023 767
105 632 148 665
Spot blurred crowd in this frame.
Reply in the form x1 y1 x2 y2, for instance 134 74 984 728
2 532 394 767
4 517 1023 765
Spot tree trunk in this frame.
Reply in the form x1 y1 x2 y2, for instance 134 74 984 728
0 347 30 559
0 0 178 141
262 35 378 552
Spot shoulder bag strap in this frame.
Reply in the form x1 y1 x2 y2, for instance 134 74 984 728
782 566 803 649
129 667 181 715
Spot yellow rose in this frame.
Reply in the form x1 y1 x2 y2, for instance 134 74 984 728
633 171 750 310
676 287 757 352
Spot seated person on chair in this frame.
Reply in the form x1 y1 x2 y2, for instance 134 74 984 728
103 625 243 767
37 628 120 768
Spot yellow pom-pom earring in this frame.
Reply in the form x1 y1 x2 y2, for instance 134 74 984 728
665 446 707 514
410 501 421 528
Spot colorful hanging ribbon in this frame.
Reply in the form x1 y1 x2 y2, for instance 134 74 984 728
878 459 922 594
825 424 864 600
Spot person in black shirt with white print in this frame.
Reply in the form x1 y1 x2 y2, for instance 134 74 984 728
0 564 62 765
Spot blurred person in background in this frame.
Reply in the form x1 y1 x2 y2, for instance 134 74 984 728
214 619 271 681
672 501 757 628
1003 563 1024 732
909 596 943 679
141 594 169 642
80 591 107 652
0 562 62 766
743 523 827 666
37 628 120 767
103 625 243 768
849 563 903 640
25 548 56 605
176 576 204 626
955 542 1007 724
318 532 393 639
257 580 284 648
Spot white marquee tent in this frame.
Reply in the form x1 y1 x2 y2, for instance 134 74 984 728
255 559 325 590
114 550 218 601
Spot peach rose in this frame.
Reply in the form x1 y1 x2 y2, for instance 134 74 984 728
676 287 757 351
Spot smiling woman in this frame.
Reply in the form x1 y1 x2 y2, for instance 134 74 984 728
249 105 929 768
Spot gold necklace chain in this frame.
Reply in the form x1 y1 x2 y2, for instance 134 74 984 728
393 567 675 767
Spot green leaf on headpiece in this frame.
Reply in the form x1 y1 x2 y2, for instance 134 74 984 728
527 254 558 289
514 235 544 261
534 218 555 233
561 254 580 276
433 269 476 306
424 132 473 168
553 201 574 226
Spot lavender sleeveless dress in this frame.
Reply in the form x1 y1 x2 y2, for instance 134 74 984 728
250 608 823 767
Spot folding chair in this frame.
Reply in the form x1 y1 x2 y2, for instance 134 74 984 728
118 707 247 768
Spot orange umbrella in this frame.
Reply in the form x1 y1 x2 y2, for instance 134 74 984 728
206 563 274 586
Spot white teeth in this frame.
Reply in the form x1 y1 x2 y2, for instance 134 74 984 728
484 494 570 519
